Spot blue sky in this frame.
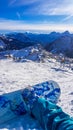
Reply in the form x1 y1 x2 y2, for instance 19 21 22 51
0 0 73 32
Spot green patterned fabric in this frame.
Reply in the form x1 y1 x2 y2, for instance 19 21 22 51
31 98 73 130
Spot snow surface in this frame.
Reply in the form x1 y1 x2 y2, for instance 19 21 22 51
0 58 73 129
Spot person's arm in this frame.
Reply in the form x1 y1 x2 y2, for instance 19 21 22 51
31 98 73 130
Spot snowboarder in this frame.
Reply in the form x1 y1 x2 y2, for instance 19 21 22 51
0 81 73 130
23 83 73 130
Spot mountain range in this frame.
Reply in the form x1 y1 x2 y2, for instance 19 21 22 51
0 31 73 58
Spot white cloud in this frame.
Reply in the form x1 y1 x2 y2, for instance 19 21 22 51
9 0 38 6
8 0 73 23
9 0 17 6
9 0 73 16
16 12 21 19
39 1 73 16
62 15 73 22
0 19 73 33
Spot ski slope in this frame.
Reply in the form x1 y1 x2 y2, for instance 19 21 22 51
0 58 73 129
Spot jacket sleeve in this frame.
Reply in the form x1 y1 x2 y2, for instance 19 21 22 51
31 98 73 130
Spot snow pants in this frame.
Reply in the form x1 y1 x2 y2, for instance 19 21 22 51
31 98 73 130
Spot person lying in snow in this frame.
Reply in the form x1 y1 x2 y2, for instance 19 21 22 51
22 81 73 130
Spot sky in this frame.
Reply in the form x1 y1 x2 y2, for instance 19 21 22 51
0 0 73 33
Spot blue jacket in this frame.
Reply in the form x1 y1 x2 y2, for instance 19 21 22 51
31 98 73 130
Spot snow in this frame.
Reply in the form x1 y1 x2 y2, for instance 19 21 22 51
0 45 44 62
0 58 73 129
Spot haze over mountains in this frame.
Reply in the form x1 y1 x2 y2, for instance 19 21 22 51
0 31 73 58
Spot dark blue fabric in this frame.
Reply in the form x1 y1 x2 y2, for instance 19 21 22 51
31 98 73 130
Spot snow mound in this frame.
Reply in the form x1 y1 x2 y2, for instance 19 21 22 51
6 45 47 62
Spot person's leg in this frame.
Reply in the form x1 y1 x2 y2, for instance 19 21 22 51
31 98 73 130
22 81 73 130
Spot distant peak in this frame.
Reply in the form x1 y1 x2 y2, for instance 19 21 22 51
63 31 70 35
50 31 57 35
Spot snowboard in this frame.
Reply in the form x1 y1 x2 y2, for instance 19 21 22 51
0 80 61 124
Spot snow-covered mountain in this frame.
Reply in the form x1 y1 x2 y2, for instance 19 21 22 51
0 31 65 51
0 31 73 58
6 32 31 43
25 31 61 46
0 33 38 50
0 44 47 62
45 34 73 58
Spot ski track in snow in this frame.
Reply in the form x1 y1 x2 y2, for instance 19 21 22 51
0 58 73 130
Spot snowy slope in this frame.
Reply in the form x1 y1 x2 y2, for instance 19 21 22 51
11 45 45 62
0 57 73 129
0 44 46 62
